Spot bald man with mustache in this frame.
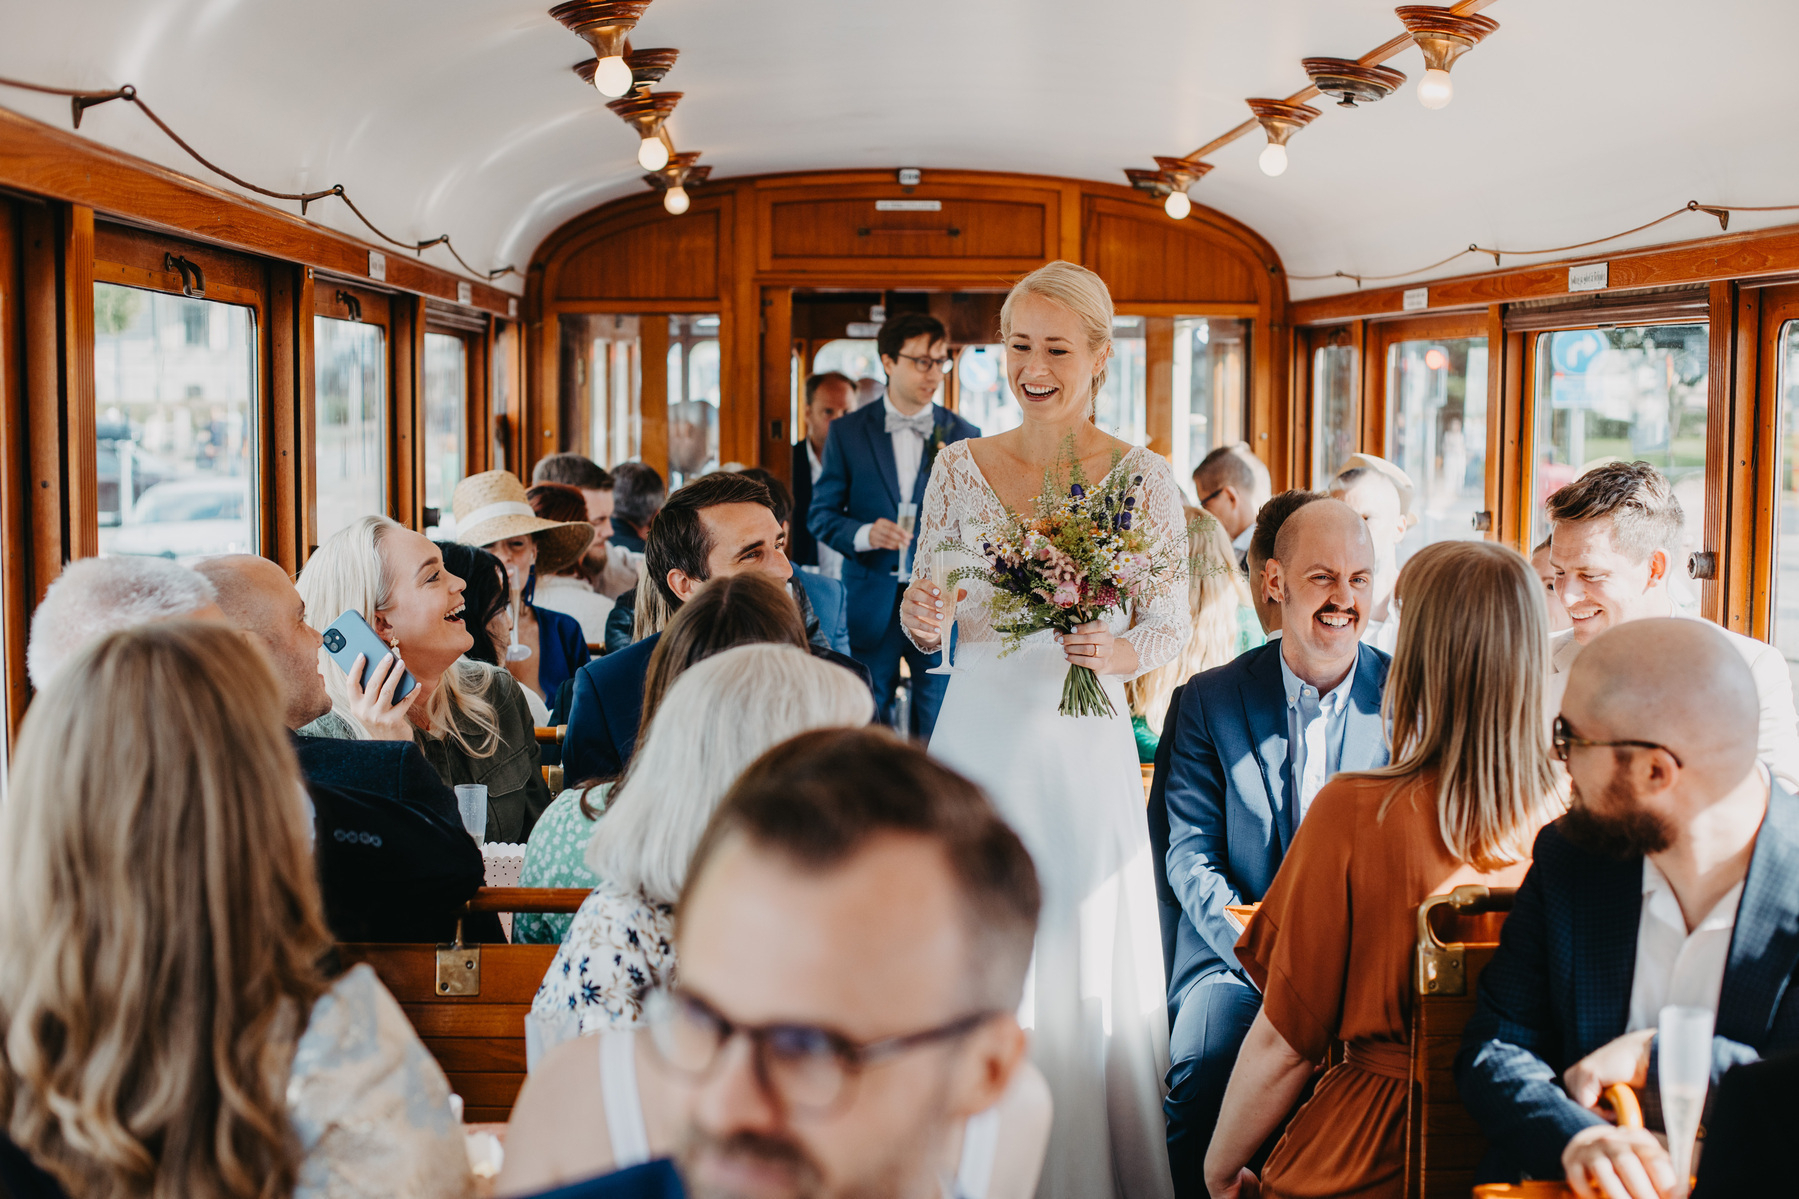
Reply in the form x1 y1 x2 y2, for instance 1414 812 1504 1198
1458 618 1799 1197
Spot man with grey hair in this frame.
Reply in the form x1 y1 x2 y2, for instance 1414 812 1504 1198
1193 443 1271 571
1458 618 1799 1190
1545 460 1799 784
27 556 223 689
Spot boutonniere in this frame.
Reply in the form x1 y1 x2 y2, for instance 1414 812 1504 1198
923 421 949 475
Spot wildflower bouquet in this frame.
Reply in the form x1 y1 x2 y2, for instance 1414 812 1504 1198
943 439 1184 717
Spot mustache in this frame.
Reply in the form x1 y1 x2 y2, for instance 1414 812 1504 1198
1311 602 1359 620
679 1128 824 1199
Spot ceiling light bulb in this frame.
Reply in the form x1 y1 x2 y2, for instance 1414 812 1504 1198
1258 142 1288 177
1417 68 1454 110
593 55 633 97
663 186 690 215
1163 190 1192 220
638 136 670 171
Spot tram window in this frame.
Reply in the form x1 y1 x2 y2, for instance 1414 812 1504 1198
1094 316 1147 446
1529 324 1708 609
1385 336 1488 562
493 322 520 473
313 316 386 541
1311 341 1359 487
93 282 257 561
668 314 721 487
1172 317 1247 483
1769 322 1799 690
558 314 642 471
955 344 1020 435
813 339 884 407
422 331 467 535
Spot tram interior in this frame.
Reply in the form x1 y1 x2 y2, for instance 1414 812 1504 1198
1 0 1798 1196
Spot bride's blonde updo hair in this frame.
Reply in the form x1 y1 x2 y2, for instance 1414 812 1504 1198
999 260 1116 404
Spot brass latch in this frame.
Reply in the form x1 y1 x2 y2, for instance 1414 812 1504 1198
1415 884 1514 996
436 917 481 996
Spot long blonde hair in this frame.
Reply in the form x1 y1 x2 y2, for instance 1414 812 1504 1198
1344 540 1564 870
0 622 331 1199
999 260 1114 403
298 514 502 757
1129 509 1250 731
587 644 873 905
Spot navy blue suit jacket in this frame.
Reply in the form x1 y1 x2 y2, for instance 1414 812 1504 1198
1160 641 1392 1003
292 734 487 943
1456 788 1799 1182
793 569 851 655
806 400 978 650
790 439 818 567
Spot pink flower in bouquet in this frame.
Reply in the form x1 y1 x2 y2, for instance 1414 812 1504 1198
1051 581 1081 608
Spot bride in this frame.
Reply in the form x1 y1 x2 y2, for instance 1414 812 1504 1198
901 261 1186 1199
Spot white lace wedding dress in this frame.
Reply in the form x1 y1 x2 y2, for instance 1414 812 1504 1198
910 441 1185 1199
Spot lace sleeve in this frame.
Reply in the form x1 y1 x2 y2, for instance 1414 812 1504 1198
903 445 961 652
1119 451 1191 681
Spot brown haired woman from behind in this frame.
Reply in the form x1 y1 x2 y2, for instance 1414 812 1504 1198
0 622 472 1199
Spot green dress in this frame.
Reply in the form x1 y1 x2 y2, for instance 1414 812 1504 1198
512 783 613 944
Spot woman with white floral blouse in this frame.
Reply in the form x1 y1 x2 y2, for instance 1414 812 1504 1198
531 644 871 1033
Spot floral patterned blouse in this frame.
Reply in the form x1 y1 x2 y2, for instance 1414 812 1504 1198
513 785 612 944
531 885 676 1033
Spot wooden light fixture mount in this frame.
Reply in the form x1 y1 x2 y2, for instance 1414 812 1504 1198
1394 6 1498 76
607 90 682 148
550 1 653 64
1301 58 1407 107
643 151 709 193
1125 168 1172 199
1153 155 1213 194
1246 98 1321 147
574 47 678 95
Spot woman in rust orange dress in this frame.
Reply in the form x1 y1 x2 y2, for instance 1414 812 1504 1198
1202 539 1566 1199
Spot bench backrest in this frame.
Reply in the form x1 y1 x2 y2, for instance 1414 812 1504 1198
338 886 590 1122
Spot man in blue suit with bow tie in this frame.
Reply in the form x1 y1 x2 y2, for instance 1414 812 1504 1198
1458 618 1799 1190
1155 498 1391 1194
807 313 978 738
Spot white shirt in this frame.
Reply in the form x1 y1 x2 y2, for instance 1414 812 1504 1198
852 397 929 554
533 574 615 645
805 441 844 581
1547 619 1799 788
1279 647 1358 823
1625 857 1743 1033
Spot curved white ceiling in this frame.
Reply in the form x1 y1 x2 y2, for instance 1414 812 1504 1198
2 0 1794 299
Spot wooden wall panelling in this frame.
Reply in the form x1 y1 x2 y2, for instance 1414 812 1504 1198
0 107 516 317
638 315 670 480
464 321 492 478
1144 317 1173 460
1360 321 1385 465
725 184 755 470
1083 198 1265 306
266 261 302 572
759 288 795 483
550 205 723 302
61 205 96 560
392 295 423 529
0 197 28 739
1720 284 1761 635
1486 305 1528 548
20 203 66 603
1747 285 1799 642
1703 280 1748 628
1288 325 1311 488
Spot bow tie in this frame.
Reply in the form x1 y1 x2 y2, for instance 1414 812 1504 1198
885 409 935 437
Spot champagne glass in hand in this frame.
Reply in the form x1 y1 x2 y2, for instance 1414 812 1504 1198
1658 1005 1712 1198
926 548 964 675
893 502 918 580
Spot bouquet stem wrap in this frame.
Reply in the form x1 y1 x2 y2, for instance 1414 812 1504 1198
1054 612 1115 718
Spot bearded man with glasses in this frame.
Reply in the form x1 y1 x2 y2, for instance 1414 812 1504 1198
498 728 1051 1199
807 312 979 740
1458 618 1799 1195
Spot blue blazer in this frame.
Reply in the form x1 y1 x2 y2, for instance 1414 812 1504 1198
532 601 592 699
562 632 660 786
793 569 851 655
806 400 979 649
1455 789 1799 1182
1160 640 1392 1002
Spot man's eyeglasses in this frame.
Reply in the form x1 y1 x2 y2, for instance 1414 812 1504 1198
1551 715 1683 768
896 353 954 374
644 988 996 1114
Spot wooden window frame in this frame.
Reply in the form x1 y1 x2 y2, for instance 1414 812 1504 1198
310 280 394 556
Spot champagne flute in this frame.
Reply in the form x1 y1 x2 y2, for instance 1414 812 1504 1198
893 502 918 580
926 548 964 675
1658 1004 1713 1198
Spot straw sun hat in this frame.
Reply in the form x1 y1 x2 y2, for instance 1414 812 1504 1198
451 470 594 575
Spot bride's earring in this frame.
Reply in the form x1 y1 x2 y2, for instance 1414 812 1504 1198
387 635 401 653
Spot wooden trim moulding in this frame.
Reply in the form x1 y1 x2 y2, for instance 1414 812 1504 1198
0 104 517 316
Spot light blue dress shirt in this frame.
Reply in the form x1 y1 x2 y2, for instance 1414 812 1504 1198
1278 644 1360 828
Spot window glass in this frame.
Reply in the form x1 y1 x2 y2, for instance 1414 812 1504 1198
1775 320 1799 691
423 332 466 536
813 339 885 408
1172 317 1247 485
668 314 721 487
313 316 386 542
1094 316 1147 445
954 344 1019 435
1385 336 1488 562
93 282 257 561
558 314 642 470
1529 325 1708 608
1311 342 1359 488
